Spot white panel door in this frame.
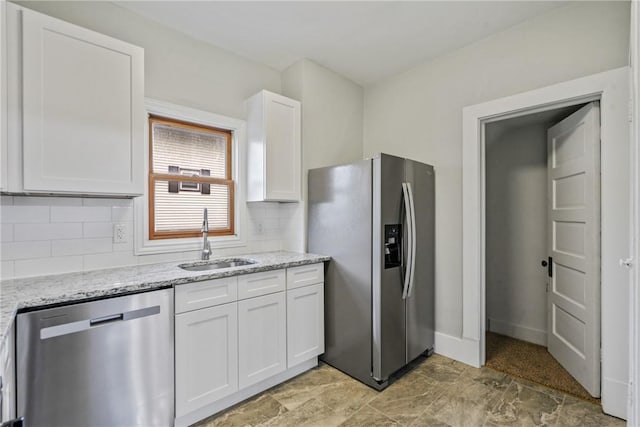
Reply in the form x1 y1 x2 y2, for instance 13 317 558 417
547 102 600 397
238 292 286 389
20 7 144 195
287 283 324 368
175 303 238 417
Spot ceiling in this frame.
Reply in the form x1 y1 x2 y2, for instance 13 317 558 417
117 1 567 86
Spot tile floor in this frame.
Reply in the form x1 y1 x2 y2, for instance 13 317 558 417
192 354 625 427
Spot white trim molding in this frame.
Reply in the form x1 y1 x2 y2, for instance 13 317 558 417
629 1 640 424
134 98 248 255
462 67 630 419
434 332 481 368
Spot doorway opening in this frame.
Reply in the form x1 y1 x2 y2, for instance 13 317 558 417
484 102 600 402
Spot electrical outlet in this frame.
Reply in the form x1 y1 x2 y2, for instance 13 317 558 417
113 224 128 243
256 222 264 235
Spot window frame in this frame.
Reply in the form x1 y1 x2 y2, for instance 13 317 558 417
148 115 235 240
134 98 247 256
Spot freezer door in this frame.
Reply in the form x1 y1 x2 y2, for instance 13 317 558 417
308 160 374 387
405 160 435 361
372 154 407 382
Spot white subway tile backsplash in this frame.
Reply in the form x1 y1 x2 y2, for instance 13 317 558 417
1 224 13 242
14 256 83 278
1 195 293 279
83 198 133 207
13 196 82 207
83 222 114 238
1 206 49 224
113 240 134 252
111 207 133 222
1 241 51 260
136 252 184 265
14 223 82 241
1 261 15 280
51 206 111 223
52 238 113 257
83 251 137 271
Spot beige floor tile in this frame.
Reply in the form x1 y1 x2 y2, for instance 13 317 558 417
485 381 563 426
339 405 400 427
412 355 467 385
270 363 351 410
193 394 287 427
190 358 624 427
314 376 378 417
368 371 446 425
259 398 347 427
555 396 625 427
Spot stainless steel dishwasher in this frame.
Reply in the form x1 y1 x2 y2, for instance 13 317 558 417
16 288 174 427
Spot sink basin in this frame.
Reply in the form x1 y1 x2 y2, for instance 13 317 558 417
179 258 257 272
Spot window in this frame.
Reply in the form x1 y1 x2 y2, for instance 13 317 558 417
148 115 234 240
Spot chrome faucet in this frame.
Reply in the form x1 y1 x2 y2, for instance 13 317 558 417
201 208 211 260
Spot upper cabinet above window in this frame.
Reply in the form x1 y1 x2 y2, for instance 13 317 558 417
3 4 144 196
246 90 301 202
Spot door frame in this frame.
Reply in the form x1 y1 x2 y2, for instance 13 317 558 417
461 67 630 419
629 1 639 424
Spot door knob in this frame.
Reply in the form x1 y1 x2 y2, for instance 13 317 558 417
541 260 548 267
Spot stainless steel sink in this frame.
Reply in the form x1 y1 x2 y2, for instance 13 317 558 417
179 258 257 272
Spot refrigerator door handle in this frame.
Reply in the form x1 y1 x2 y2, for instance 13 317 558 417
406 182 417 298
401 183 413 300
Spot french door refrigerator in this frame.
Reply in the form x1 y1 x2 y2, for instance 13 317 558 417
308 153 434 390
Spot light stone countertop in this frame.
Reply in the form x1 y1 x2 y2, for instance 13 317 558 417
0 251 329 346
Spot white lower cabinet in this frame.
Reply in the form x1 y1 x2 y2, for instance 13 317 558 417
174 265 325 426
238 292 287 389
287 283 325 368
175 303 238 417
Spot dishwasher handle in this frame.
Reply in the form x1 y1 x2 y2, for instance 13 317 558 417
40 305 161 340
90 313 124 326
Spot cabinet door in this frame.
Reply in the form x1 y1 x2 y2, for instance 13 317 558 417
238 292 286 389
247 90 301 202
287 283 324 368
20 7 143 195
264 91 301 201
175 303 238 417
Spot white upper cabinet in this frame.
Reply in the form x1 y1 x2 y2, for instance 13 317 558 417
5 4 144 196
247 90 301 202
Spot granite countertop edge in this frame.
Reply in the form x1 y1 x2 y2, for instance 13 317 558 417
0 251 330 346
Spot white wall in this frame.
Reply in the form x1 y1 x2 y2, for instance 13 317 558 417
363 1 630 337
281 59 364 252
485 123 548 345
0 1 285 279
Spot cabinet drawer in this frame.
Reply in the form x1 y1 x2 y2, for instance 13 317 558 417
237 270 286 300
175 277 238 314
286 263 324 290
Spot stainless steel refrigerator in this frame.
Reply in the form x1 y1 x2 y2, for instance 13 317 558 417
308 153 434 390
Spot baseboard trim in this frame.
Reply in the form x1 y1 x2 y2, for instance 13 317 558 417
175 358 318 427
602 376 628 420
488 318 547 346
434 331 481 368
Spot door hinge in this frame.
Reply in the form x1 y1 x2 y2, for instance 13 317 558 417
629 98 634 123
546 282 549 293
